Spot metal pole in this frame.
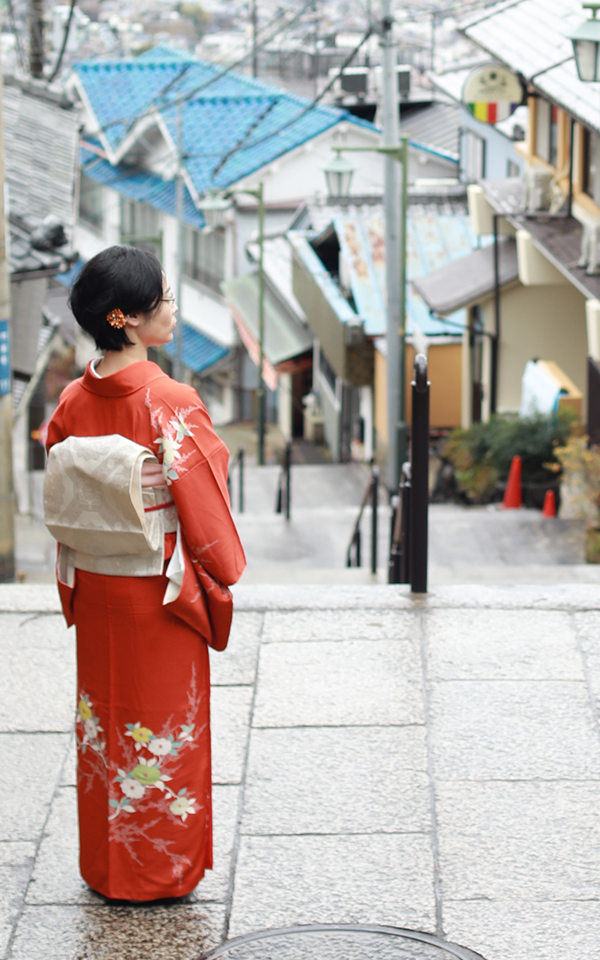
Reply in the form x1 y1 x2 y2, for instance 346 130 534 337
381 0 403 493
29 0 44 78
175 99 184 383
410 354 429 594
257 181 266 466
252 0 258 77
0 49 15 582
238 447 244 513
284 440 291 520
371 465 379 574
491 213 500 414
398 135 409 471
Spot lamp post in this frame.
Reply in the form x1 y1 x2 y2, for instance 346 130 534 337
569 1 600 81
322 135 409 493
199 182 266 465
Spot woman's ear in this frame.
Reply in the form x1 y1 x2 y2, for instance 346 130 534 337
125 313 140 328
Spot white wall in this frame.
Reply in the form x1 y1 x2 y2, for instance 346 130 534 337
75 184 121 261
277 372 293 439
181 279 235 346
234 123 384 205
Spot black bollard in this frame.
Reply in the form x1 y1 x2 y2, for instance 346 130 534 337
371 466 379 575
238 447 245 514
410 354 430 594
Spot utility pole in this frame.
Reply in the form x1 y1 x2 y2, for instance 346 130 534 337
381 0 406 493
29 0 45 78
175 99 184 382
0 43 15 582
313 0 319 98
251 0 258 77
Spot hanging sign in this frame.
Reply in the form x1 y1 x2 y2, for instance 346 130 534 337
0 321 10 396
462 63 525 123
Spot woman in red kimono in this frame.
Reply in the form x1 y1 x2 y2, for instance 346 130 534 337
46 245 246 901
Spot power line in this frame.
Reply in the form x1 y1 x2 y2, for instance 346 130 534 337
47 0 77 82
211 26 373 179
100 0 318 137
5 0 25 72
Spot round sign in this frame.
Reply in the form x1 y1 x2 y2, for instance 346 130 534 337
462 63 525 123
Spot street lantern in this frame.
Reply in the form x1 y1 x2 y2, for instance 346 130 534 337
198 190 231 230
569 1 600 82
322 149 356 199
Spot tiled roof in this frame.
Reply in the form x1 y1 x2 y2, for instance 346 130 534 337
72 46 376 197
400 102 461 162
80 153 205 228
163 323 229 373
461 0 600 132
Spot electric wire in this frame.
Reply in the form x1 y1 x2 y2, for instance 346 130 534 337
100 0 319 136
47 0 78 82
5 0 25 72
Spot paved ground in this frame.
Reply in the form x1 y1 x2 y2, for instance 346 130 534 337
2 582 600 960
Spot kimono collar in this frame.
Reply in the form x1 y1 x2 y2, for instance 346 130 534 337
81 360 167 397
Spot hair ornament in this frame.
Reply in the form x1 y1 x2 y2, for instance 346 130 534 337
107 308 126 329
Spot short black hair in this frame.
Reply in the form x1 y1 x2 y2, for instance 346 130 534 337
69 245 164 351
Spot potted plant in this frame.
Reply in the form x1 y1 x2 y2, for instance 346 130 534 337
553 434 600 563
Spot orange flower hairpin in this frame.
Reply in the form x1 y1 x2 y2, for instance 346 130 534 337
107 308 126 329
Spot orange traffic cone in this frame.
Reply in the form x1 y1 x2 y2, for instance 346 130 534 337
542 489 557 518
502 455 522 509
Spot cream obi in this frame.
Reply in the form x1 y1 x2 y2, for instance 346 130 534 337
44 434 178 584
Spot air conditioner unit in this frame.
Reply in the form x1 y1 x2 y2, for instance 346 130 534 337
328 66 369 99
524 165 553 212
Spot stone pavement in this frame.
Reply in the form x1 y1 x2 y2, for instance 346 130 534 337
2 582 600 960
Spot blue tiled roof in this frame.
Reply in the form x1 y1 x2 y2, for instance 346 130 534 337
163 324 229 373
80 153 205 228
72 47 376 196
54 257 85 287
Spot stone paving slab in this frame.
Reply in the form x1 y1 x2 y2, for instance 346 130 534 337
436 780 600 902
0 842 34 957
242 727 430 835
429 679 600 780
228 834 436 936
252 639 424 728
1 733 70 841
426 609 584 681
8 903 225 960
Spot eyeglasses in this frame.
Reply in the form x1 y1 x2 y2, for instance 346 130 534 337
160 293 177 303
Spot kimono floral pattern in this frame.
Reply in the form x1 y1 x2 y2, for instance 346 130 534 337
146 391 201 484
75 667 207 878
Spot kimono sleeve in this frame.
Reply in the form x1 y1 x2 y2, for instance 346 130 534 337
147 384 246 586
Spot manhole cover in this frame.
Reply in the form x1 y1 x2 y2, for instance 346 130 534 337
199 923 488 960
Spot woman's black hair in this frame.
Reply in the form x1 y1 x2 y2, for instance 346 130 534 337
69 245 164 351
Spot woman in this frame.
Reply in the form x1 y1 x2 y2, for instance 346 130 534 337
45 245 246 901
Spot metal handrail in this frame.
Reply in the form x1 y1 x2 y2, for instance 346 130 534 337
346 465 379 571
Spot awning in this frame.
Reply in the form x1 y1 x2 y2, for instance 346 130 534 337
163 324 229 375
412 237 519 316
223 272 313 390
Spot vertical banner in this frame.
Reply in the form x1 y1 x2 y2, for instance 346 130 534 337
0 320 9 396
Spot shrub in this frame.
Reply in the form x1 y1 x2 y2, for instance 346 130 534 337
442 410 577 503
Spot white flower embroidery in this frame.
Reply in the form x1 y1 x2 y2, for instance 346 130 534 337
148 737 172 757
170 793 197 821
84 718 98 740
121 778 145 799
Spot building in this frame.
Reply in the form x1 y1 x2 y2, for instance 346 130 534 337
412 0 600 437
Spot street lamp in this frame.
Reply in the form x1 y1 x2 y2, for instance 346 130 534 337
569 1 600 82
198 182 267 466
323 137 410 491
322 149 356 199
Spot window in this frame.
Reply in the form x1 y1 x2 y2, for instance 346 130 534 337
535 100 558 167
507 160 520 177
79 173 103 231
583 128 600 206
460 130 486 182
120 199 162 258
183 225 225 294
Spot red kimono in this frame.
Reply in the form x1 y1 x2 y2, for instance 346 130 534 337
46 360 246 900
